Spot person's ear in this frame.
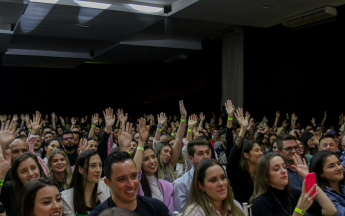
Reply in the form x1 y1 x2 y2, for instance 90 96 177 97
188 155 194 164
244 152 249 159
78 166 84 175
198 181 204 190
104 178 111 188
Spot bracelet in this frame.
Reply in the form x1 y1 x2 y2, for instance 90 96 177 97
228 117 233 120
0 180 4 186
157 125 163 129
287 118 289 119
208 130 210 133
171 133 175 136
21 121 24 123
281 127 284 130
28 129 32 132
63 124 65 126
157 128 162 132
137 147 144 151
71 127 73 130
275 118 278 120
162 126 164 129
128 152 131 155
324 118 326 120
181 119 186 122
188 129 193 132
294 207 305 215
55 119 57 122
26 121 29 123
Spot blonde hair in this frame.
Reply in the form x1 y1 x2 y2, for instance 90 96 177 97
155 142 176 183
182 159 244 216
47 148 73 190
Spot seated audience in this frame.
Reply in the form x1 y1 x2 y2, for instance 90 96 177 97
47 148 72 191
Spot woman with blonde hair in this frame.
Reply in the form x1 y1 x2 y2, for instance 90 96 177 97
182 159 244 216
47 148 73 191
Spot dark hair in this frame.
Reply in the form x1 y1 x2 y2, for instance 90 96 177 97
62 130 74 137
70 150 100 214
239 139 260 173
18 129 29 137
319 134 335 146
300 131 316 155
72 131 81 138
16 135 28 140
276 134 297 150
187 137 210 157
41 138 61 159
104 152 133 181
21 178 59 216
44 132 53 138
11 152 47 205
99 207 140 216
140 145 158 198
310 151 345 189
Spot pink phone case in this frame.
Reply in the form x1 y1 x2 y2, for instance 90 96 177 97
305 172 316 199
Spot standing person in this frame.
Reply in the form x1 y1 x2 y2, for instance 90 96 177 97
182 159 244 216
0 152 47 216
227 108 263 205
61 150 111 216
21 178 63 216
47 148 72 191
251 152 337 216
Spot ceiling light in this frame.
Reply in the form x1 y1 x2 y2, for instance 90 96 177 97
30 0 59 4
74 0 111 10
128 4 163 13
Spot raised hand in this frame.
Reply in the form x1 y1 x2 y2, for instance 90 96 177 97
103 107 116 127
219 116 223 124
199 112 205 121
234 108 249 128
81 117 85 124
188 114 198 128
311 117 315 125
12 114 18 123
85 115 88 121
179 100 187 119
0 120 18 147
99 118 103 125
296 181 317 212
225 100 235 116
138 118 150 142
51 112 56 120
0 147 11 179
175 120 180 128
25 114 30 122
250 118 255 126
174 115 177 121
245 111 250 119
77 138 89 155
324 111 327 118
45 114 49 120
92 113 99 125
292 113 296 119
71 117 77 126
117 109 128 124
31 111 43 133
118 122 134 151
286 113 289 119
276 111 280 118
157 112 167 126
59 116 65 125
291 153 309 179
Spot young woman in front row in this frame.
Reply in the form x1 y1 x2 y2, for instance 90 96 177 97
61 150 111 216
133 118 174 214
21 178 63 216
182 159 244 216
310 151 345 216
251 152 337 216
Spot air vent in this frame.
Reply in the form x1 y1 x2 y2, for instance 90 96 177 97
283 6 337 28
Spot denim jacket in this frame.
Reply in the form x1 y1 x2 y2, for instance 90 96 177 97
323 185 345 216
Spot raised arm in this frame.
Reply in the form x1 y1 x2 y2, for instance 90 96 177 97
154 113 166 142
98 108 115 162
186 114 197 142
321 111 326 127
118 122 134 152
274 111 280 127
0 146 11 195
51 112 56 130
117 109 128 132
133 118 150 173
0 121 17 161
29 111 43 153
11 115 18 135
225 100 235 129
198 112 205 131
88 113 98 138
170 100 187 167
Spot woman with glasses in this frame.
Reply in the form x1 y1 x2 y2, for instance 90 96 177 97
310 151 345 216
251 152 336 216
227 108 263 205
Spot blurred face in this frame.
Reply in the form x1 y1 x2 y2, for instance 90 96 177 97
34 136 42 151
10 140 28 161
244 143 263 164
235 128 240 135
45 141 61 159
73 133 80 146
319 137 337 153
270 136 277 144
133 133 139 142
17 157 40 184
160 146 172 164
142 149 157 176
52 130 58 138
307 137 315 149
272 143 278 152
268 156 288 190
87 140 98 151
249 128 254 135
105 160 139 205
33 185 63 216
65 124 71 131
212 130 219 138
43 128 52 135
57 128 63 136
160 135 168 142
95 127 101 136
198 165 228 203
113 129 119 139
50 153 67 173
79 154 102 183
62 134 75 150
190 145 211 168
321 155 344 184
166 127 172 134
335 136 340 146
71 128 80 132
129 141 137 155
44 133 54 142
281 140 300 163
297 140 304 155
147 137 154 147
168 139 175 146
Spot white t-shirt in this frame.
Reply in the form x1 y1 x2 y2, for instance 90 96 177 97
146 175 163 202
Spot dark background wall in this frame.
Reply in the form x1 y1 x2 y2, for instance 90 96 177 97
1 5 345 127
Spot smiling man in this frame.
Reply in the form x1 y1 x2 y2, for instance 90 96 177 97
89 152 170 216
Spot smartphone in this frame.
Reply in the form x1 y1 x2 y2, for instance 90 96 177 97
305 172 316 199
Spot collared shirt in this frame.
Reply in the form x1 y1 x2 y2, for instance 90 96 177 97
323 185 345 216
173 167 194 213
184 200 243 216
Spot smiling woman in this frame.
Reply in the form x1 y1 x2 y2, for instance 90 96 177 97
47 149 72 192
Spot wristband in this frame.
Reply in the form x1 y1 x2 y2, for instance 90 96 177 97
55 119 57 122
181 119 186 122
26 121 29 123
117 121 120 123
208 130 210 133
275 118 279 120
294 207 305 215
287 118 289 119
171 133 175 136
281 127 284 130
248 117 250 119
28 129 32 132
0 180 4 186
228 117 233 121
150 121 152 123
71 127 73 130
157 128 162 132
21 121 24 123
188 129 193 132
157 125 163 129
162 126 164 129
128 152 131 155
324 118 326 120
137 147 144 151
63 124 65 126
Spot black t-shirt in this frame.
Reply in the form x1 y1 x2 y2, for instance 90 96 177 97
89 195 171 216
62 146 78 166
0 181 19 216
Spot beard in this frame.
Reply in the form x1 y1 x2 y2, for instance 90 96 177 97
64 144 76 150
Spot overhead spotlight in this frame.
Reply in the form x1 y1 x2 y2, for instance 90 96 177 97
128 4 163 13
30 0 59 4
74 0 111 9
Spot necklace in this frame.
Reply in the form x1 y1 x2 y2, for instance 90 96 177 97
272 193 291 216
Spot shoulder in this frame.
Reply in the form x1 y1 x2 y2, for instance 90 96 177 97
89 197 112 216
138 195 168 209
174 169 192 184
184 203 204 215
252 194 271 209
233 199 244 211
61 188 74 202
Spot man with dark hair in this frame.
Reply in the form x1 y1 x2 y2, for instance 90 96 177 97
208 127 219 143
319 134 338 153
89 152 170 216
99 207 139 216
43 131 54 143
173 137 211 213
72 131 81 147
61 131 78 166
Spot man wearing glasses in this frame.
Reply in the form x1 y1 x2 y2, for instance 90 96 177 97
61 131 78 166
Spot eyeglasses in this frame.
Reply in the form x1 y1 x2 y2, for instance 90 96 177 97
63 137 74 141
282 145 300 152
321 143 336 148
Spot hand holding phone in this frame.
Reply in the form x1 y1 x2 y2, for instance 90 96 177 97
305 172 317 199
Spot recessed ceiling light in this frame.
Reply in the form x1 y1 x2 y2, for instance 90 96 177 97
262 5 272 9
128 4 163 13
30 0 59 4
74 0 111 10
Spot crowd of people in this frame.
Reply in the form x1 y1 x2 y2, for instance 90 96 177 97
0 100 345 216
